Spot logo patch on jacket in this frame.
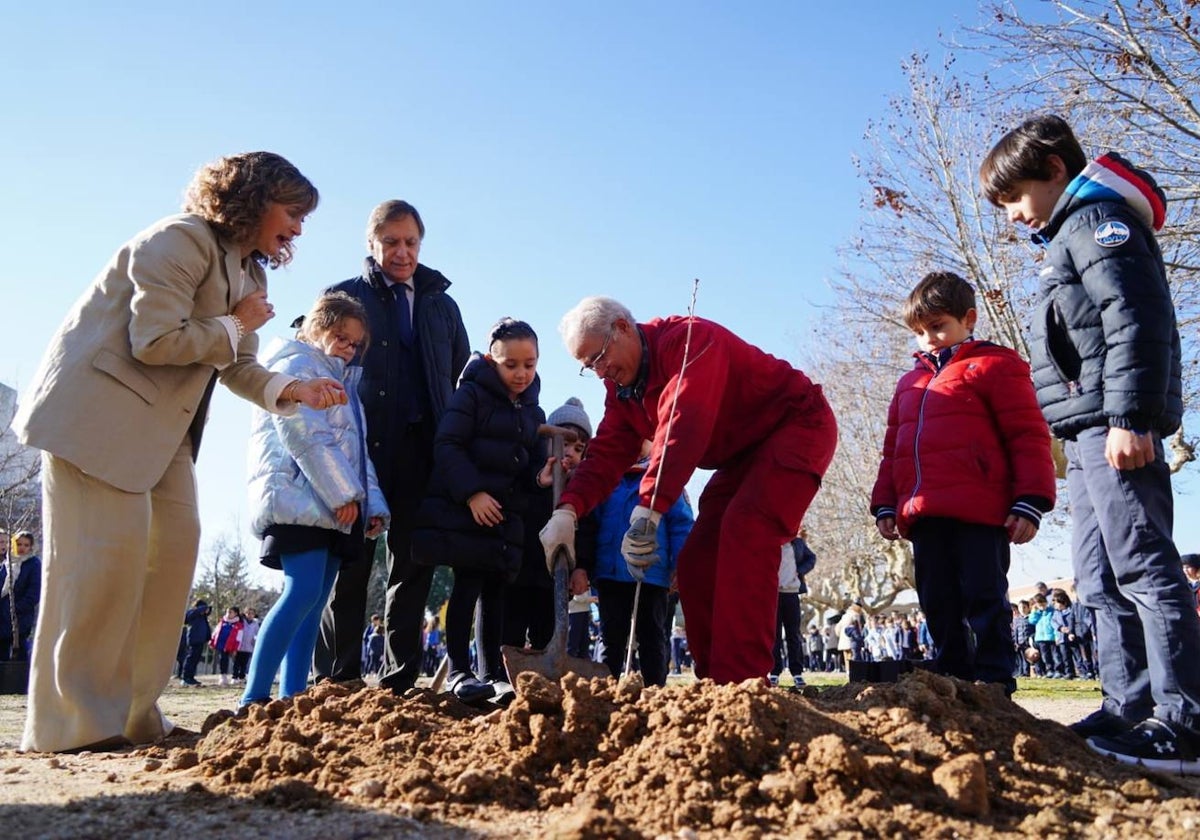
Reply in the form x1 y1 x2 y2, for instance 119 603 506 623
1094 221 1130 247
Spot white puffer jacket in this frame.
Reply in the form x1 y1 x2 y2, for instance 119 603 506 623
247 338 389 538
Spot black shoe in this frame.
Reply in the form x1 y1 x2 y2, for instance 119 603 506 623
448 673 496 706
1087 718 1200 776
1069 708 1135 740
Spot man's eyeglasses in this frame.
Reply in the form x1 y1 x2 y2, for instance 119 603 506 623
334 334 364 351
578 330 614 376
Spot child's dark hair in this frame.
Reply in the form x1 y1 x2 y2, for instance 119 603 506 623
488 317 538 353
980 114 1086 205
902 272 976 329
297 291 370 355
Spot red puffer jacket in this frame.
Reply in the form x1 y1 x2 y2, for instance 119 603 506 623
870 341 1055 537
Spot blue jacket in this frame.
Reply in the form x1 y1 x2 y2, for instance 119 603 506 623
412 355 546 581
592 466 694 587
183 604 211 646
917 620 933 652
1029 607 1057 643
326 260 470 502
246 339 389 539
1031 153 1182 438
0 554 41 642
1051 605 1074 644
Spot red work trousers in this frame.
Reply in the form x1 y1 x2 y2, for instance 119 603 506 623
676 404 836 683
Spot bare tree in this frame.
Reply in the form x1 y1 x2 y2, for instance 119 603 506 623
0 384 41 540
803 51 1054 612
192 533 274 619
799 323 919 618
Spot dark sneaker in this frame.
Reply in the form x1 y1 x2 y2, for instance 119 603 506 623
1087 718 1200 776
448 673 496 707
1070 708 1135 740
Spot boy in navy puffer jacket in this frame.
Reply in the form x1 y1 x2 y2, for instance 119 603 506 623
872 272 1056 695
983 114 1200 774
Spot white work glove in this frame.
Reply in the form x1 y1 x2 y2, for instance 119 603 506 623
540 507 577 572
621 505 662 582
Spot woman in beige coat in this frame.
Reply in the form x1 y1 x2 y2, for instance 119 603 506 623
13 152 346 752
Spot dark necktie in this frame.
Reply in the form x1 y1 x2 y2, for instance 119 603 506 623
395 284 413 345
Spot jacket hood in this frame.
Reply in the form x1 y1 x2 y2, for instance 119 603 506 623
259 337 360 387
1044 153 1166 239
460 352 542 405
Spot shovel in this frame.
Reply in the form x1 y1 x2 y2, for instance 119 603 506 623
501 429 610 686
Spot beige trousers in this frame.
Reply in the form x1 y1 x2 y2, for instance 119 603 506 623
22 443 200 752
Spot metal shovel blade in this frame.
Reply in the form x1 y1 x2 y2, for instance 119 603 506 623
501 547 611 686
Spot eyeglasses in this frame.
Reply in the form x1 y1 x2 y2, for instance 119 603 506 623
334 333 364 351
578 330 615 377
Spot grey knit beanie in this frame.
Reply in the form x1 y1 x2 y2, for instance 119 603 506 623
547 396 592 440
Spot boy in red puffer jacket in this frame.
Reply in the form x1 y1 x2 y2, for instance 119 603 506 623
871 271 1056 694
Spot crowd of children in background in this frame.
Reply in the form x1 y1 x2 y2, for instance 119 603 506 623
1015 584 1096 680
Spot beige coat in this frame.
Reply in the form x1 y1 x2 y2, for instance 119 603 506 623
13 214 286 492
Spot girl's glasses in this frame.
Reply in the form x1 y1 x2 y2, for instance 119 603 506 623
578 330 614 376
334 334 364 351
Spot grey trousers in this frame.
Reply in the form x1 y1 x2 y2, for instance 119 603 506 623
1067 427 1200 731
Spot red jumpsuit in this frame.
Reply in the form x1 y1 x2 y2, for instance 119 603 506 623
561 317 837 683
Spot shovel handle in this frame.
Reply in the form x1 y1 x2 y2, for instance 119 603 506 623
550 432 565 507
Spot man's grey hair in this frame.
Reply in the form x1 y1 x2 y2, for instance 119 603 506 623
559 296 635 352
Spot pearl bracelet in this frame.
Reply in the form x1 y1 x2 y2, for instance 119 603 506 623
230 314 246 342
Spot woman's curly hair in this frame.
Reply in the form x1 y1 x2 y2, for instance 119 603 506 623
183 151 318 268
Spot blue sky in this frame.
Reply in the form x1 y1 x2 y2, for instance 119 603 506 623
2 3 1196 587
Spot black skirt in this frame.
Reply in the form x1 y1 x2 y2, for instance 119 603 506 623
259 521 364 570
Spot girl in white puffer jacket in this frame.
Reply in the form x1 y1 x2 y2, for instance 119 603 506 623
241 292 389 707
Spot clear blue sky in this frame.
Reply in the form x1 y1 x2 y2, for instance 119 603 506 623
2 3 1196 587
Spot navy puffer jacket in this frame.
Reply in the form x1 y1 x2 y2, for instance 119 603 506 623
1031 153 1182 438
411 355 546 581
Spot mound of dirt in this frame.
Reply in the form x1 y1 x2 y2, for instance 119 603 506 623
192 669 1200 837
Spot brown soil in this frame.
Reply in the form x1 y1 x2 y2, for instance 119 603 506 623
2 670 1199 838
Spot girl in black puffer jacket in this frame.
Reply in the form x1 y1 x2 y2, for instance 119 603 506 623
412 318 547 705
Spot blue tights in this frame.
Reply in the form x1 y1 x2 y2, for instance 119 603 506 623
241 548 340 705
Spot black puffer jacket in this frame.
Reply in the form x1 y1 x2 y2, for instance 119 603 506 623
1031 153 1182 439
411 355 547 581
326 260 470 500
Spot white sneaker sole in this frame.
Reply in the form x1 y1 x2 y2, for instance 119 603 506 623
1087 738 1200 776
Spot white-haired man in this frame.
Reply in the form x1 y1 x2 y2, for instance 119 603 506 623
541 296 837 684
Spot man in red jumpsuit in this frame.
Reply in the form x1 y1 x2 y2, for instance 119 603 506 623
541 296 837 683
